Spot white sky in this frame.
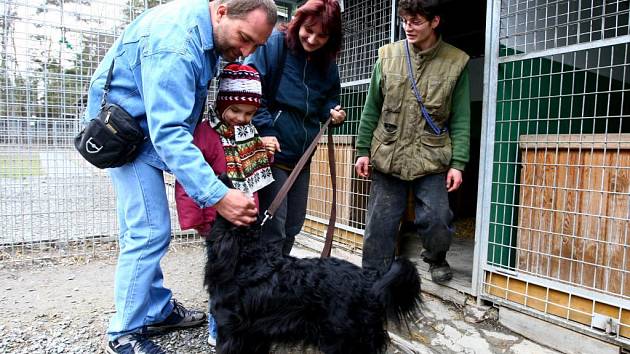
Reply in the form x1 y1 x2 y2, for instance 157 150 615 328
2 0 131 72
2 0 292 73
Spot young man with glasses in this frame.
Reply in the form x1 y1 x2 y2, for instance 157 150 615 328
355 0 471 283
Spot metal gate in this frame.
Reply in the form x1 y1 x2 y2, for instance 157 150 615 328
476 0 630 346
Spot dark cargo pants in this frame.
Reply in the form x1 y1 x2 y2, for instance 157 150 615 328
361 170 454 274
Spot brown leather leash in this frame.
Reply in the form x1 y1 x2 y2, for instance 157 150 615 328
261 117 337 258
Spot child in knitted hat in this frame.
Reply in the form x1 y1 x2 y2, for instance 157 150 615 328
174 63 279 347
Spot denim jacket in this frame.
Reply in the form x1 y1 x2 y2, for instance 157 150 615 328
84 0 227 207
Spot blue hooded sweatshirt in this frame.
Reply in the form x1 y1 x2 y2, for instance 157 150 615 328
245 30 341 167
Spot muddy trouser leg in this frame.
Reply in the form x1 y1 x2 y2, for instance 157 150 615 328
413 173 454 264
361 170 408 274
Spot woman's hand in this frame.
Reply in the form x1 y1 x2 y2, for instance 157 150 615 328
261 136 281 154
329 105 346 125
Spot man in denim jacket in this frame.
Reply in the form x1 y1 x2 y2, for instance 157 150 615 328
84 1 276 352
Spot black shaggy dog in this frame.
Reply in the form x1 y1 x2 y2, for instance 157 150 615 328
204 187 421 354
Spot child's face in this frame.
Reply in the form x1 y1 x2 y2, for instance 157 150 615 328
221 104 258 126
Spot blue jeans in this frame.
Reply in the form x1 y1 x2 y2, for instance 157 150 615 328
258 165 310 255
361 170 454 274
107 159 174 340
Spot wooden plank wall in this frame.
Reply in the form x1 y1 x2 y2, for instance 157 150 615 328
303 136 370 250
516 134 630 297
307 136 355 225
486 272 630 340
302 218 363 251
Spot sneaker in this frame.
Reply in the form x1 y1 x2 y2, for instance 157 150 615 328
429 261 453 283
106 333 165 354
144 299 207 335
207 313 217 346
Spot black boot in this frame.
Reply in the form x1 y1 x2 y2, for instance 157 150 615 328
428 261 452 283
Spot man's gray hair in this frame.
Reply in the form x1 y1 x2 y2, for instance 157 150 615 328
218 0 278 25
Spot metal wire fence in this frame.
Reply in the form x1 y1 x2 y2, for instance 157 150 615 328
481 0 630 344
500 0 629 56
303 0 392 250
0 0 195 264
0 0 389 263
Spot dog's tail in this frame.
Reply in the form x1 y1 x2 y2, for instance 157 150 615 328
370 258 421 324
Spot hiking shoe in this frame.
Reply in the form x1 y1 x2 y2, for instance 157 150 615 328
144 299 207 335
106 333 165 354
207 313 217 346
429 261 453 283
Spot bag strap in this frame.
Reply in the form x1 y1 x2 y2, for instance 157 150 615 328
100 59 115 109
98 58 208 124
261 116 337 258
404 40 447 135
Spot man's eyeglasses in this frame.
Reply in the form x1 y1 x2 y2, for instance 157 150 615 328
400 17 429 28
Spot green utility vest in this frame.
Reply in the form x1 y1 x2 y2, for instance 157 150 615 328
370 39 469 181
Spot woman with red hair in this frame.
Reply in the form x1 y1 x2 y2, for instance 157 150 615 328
245 0 346 256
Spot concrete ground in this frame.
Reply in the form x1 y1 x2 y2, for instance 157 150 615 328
293 235 560 354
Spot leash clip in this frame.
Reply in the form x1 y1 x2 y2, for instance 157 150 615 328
260 210 273 226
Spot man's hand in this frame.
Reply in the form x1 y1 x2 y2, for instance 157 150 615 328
261 136 281 155
355 156 371 178
329 105 346 125
446 168 463 192
214 189 258 226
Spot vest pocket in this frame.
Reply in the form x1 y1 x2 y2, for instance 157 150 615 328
382 76 405 112
420 132 452 172
370 122 399 174
424 76 456 114
374 123 398 143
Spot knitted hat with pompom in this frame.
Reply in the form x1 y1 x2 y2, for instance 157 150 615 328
216 63 262 116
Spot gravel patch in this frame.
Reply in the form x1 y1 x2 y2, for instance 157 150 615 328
0 244 404 354
0 242 552 354
0 244 213 354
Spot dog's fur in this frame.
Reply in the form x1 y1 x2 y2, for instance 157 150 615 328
205 189 421 354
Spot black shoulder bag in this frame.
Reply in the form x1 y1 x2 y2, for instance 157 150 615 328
74 60 146 169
